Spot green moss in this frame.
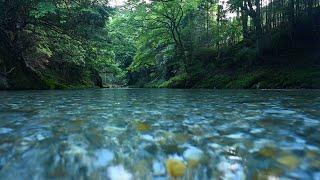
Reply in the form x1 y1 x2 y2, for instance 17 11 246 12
40 72 96 90
196 75 231 88
41 73 66 89
256 69 320 89
159 74 188 88
226 72 264 89
144 80 163 88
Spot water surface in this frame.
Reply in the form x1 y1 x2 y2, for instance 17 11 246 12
0 89 320 179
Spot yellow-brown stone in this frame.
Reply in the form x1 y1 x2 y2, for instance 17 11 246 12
166 159 186 178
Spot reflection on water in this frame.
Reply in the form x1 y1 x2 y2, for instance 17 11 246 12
0 89 319 179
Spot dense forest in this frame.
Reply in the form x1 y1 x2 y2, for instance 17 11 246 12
0 0 320 90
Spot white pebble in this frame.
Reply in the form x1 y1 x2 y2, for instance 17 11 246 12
183 146 204 162
93 149 114 168
108 165 133 180
0 128 13 134
153 161 166 176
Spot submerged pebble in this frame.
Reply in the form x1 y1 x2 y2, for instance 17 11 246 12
0 128 13 134
141 134 154 141
36 134 45 141
104 125 126 134
277 154 301 169
250 128 264 134
153 160 166 176
217 160 245 179
108 165 133 180
93 149 114 168
225 132 248 139
166 155 186 178
258 146 278 158
0 90 319 179
136 122 151 132
253 168 283 180
183 146 204 167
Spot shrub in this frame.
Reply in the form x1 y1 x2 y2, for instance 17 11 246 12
159 74 188 88
233 47 257 67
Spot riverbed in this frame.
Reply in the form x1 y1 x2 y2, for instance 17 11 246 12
0 89 319 179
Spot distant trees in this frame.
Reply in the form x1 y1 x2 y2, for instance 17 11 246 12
229 0 320 49
111 0 319 87
1 0 319 88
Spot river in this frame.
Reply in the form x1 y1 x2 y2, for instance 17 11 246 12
0 89 319 179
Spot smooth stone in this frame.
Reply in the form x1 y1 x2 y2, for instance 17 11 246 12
64 145 87 157
174 133 190 144
249 139 275 153
49 166 68 178
36 134 45 141
0 128 13 134
70 119 86 126
162 144 183 155
153 161 166 176
277 154 300 169
93 149 114 168
217 160 246 179
230 163 240 171
183 146 204 167
108 165 133 180
307 145 320 151
258 146 278 158
133 160 149 177
306 150 320 158
85 130 105 146
166 156 186 178
311 159 320 169
141 134 154 141
225 132 247 139
228 156 242 160
258 118 288 127
250 128 264 134
144 144 158 154
104 125 126 133
279 140 305 151
189 125 204 136
208 143 222 149
253 168 283 180
136 122 151 132
154 136 166 144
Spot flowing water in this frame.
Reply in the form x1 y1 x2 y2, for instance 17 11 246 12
0 89 320 179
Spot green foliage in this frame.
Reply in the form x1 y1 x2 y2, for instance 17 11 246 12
233 47 257 67
1 0 319 89
30 2 57 18
193 48 218 65
159 74 188 88
196 75 231 88
226 72 263 89
23 24 86 65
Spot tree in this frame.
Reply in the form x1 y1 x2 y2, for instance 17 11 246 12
228 0 263 49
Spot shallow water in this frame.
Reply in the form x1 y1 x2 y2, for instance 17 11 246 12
0 89 320 179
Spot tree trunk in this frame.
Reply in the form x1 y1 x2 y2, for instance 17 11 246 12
253 0 262 51
241 11 249 41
